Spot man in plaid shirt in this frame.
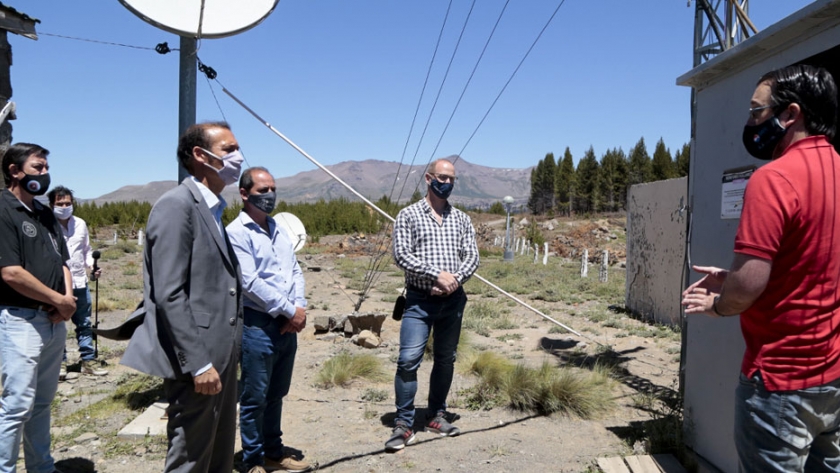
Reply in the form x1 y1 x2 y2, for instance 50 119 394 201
385 158 479 452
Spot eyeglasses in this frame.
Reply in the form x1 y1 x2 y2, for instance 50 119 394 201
748 105 771 120
429 173 457 183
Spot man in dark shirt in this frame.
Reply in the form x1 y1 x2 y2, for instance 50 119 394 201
0 142 75 473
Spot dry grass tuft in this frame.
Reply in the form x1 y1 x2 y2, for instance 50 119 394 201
316 351 388 388
463 352 615 418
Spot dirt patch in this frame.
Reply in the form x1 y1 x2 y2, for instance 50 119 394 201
21 218 680 472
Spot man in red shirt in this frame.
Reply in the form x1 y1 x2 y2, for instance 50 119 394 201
683 64 840 472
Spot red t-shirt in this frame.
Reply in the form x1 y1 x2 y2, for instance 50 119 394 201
734 135 840 391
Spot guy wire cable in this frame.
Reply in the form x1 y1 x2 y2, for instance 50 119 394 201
394 0 478 203
453 0 568 166
362 0 480 304
359 0 456 310
418 0 511 178
387 0 454 201
216 79 605 347
407 0 567 200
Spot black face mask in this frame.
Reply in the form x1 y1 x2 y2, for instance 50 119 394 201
429 179 454 199
742 116 787 161
247 191 276 214
20 173 51 196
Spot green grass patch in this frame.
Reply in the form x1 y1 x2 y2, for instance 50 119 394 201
463 300 516 337
496 333 523 342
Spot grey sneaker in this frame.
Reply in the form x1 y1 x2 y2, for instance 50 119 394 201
426 411 460 437
385 423 416 452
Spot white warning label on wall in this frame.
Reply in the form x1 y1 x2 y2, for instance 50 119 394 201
721 168 755 219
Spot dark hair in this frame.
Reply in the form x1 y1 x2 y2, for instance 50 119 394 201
2 142 49 186
239 166 271 193
47 185 74 205
176 121 231 174
759 64 838 139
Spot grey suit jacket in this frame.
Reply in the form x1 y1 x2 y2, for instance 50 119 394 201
121 178 243 379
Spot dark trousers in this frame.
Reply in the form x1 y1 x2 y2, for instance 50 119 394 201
162 350 238 473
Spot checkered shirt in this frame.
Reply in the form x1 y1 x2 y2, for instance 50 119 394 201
392 198 479 293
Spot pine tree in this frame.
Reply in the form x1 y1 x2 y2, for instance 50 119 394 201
613 148 628 210
599 148 627 212
555 147 575 216
575 146 601 213
651 138 674 181
628 137 653 185
675 142 690 177
411 189 423 202
527 153 557 214
539 153 556 213
528 162 543 214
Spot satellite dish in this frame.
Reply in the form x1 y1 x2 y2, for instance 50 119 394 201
275 212 307 253
119 0 279 39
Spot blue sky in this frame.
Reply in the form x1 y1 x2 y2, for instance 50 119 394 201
10 0 813 198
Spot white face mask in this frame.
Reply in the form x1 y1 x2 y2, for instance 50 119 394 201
200 148 244 186
53 205 73 220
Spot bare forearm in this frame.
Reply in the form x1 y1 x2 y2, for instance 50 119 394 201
716 254 771 316
64 267 73 295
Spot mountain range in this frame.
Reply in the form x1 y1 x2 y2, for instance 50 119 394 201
92 156 533 207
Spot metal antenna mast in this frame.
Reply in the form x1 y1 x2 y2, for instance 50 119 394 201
692 0 757 67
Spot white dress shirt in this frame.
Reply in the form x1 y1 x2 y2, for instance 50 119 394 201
58 215 94 290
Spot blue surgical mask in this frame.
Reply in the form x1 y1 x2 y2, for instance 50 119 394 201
429 179 454 199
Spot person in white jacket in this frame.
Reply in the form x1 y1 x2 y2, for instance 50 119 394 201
48 185 106 379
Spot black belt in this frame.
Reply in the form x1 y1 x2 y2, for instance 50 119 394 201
406 285 463 298
15 301 51 311
406 284 429 294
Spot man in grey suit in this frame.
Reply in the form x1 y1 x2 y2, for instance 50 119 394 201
121 121 244 472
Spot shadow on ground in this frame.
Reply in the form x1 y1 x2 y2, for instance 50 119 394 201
308 412 541 470
540 337 680 410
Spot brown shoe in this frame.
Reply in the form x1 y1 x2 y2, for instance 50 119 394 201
265 455 313 472
80 361 108 376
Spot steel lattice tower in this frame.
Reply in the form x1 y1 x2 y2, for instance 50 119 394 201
692 0 757 67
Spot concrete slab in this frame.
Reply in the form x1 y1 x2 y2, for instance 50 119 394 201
117 402 242 452
117 402 168 440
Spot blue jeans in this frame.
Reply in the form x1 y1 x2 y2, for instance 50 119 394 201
63 286 95 362
239 308 297 468
0 306 66 473
394 287 467 427
735 372 840 472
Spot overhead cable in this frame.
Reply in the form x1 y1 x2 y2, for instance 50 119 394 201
453 0 568 165
40 32 177 54
395 0 478 202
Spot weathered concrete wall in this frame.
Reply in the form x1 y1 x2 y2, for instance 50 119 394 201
625 177 687 327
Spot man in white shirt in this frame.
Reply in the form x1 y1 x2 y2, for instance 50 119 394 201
48 186 106 378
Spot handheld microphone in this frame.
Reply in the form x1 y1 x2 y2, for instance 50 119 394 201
91 250 100 281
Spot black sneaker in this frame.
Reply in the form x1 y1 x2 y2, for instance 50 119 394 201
426 411 461 437
385 423 416 452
